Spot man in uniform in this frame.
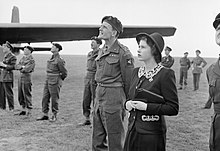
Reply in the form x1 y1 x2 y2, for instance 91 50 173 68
207 13 220 151
178 52 191 90
191 49 207 91
15 46 35 116
37 43 67 122
0 46 6 110
92 16 134 151
79 36 102 126
161 46 174 68
0 41 17 111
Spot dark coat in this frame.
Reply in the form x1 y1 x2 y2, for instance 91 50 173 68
126 66 179 134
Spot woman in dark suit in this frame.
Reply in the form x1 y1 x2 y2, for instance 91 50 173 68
123 33 179 151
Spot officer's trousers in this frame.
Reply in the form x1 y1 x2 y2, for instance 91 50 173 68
92 86 126 151
82 78 96 118
42 76 61 114
0 82 5 109
18 78 33 109
193 73 201 90
179 67 188 86
210 113 220 151
2 82 14 110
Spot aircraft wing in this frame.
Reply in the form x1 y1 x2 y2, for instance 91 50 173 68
0 23 176 44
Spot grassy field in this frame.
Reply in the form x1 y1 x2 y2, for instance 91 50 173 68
0 53 216 151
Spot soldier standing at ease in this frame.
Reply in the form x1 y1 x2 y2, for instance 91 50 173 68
92 16 134 151
0 46 6 110
207 12 220 151
79 36 102 126
191 50 207 91
178 52 191 90
15 46 35 116
0 41 17 112
37 43 67 122
161 46 174 68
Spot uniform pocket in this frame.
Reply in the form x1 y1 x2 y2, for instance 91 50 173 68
104 56 119 76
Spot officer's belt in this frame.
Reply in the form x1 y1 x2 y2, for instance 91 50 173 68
97 82 123 87
47 73 60 76
180 65 188 67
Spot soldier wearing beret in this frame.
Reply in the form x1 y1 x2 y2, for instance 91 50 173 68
191 49 207 91
92 16 134 151
161 46 174 68
178 52 191 90
14 46 35 116
79 36 102 126
0 41 17 111
207 12 220 151
37 43 67 122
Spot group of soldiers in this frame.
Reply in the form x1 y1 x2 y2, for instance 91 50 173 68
1 13 220 151
161 46 207 91
0 42 67 122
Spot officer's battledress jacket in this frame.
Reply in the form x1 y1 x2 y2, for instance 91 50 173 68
95 40 134 99
85 49 99 79
47 53 67 81
207 59 220 105
0 52 17 82
192 56 207 73
17 54 35 83
161 55 174 68
126 64 179 134
180 57 191 71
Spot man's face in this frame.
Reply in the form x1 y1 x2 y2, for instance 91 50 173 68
98 21 116 40
24 48 31 55
165 49 170 55
2 43 10 53
216 24 220 46
50 45 59 53
91 40 99 50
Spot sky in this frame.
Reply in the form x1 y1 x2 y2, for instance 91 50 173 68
1 0 220 58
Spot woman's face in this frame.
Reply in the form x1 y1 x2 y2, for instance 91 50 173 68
137 39 153 62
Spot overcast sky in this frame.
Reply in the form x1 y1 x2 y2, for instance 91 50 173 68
1 0 220 58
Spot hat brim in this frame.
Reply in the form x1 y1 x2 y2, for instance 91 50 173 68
136 33 162 61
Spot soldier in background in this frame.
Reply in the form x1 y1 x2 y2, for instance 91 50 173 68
178 52 191 90
0 41 17 112
207 12 220 151
37 43 67 122
161 46 174 68
0 46 6 110
14 46 35 116
191 50 207 91
78 36 102 126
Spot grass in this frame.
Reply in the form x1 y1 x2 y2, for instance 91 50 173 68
0 53 216 151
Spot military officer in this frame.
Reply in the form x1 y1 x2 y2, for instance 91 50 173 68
0 46 6 110
92 16 134 151
15 46 35 116
191 49 207 91
37 43 67 122
161 46 174 68
0 41 17 111
178 52 191 90
207 13 220 151
79 36 102 126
